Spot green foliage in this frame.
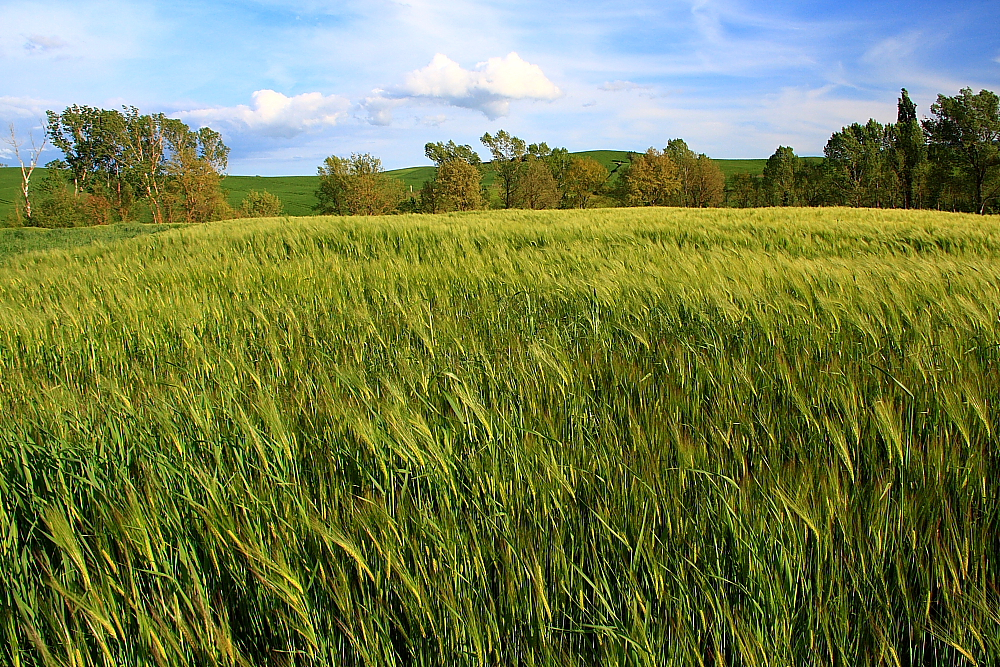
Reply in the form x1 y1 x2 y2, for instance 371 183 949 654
762 146 800 206
43 106 232 225
239 189 285 218
615 147 681 206
514 155 560 209
1 208 998 665
666 139 725 207
424 140 481 167
481 130 528 209
824 120 900 208
29 168 108 227
434 158 484 211
315 153 406 216
5 160 780 222
924 88 1000 214
894 88 926 209
560 156 608 208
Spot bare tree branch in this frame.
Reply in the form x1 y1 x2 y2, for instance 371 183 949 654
6 123 48 222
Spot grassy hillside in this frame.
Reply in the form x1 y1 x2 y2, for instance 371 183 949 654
2 207 998 665
3 156 814 221
0 166 25 217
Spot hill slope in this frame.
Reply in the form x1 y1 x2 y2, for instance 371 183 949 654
1 207 997 664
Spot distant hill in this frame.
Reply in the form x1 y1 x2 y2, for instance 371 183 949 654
1 155 813 220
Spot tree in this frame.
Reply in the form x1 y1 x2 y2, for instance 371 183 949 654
794 161 833 207
825 121 899 208
688 154 725 207
924 88 1000 214
726 173 760 208
5 124 48 224
30 167 100 228
893 88 925 209
315 153 405 216
664 139 697 206
45 105 232 224
436 159 484 211
424 140 481 167
316 155 351 215
560 157 607 208
762 146 799 206
46 105 135 220
239 190 284 217
164 146 233 223
480 130 527 208
162 124 232 223
515 156 559 209
616 148 681 206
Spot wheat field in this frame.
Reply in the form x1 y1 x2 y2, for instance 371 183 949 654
1 207 998 666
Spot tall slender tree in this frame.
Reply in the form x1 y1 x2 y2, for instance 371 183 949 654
892 89 926 209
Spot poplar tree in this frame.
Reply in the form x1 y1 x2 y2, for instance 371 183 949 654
893 88 925 209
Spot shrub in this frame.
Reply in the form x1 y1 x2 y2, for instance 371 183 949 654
239 189 285 218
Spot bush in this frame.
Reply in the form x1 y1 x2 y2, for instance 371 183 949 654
239 189 285 218
28 171 108 228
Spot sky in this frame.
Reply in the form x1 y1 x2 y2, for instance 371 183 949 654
1 0 999 175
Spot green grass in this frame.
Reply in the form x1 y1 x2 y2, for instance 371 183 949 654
0 166 27 217
0 223 185 262
223 175 324 217
2 206 998 665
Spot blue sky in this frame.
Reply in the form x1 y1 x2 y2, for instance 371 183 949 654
2 0 998 174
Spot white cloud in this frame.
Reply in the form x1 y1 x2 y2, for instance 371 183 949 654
24 34 69 54
0 96 50 119
418 114 448 127
600 80 650 92
178 90 349 138
365 52 562 123
862 31 922 65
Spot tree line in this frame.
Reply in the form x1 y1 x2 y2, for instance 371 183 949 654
4 106 283 227
313 132 728 216
727 88 1000 214
5 85 997 226
315 86 1000 217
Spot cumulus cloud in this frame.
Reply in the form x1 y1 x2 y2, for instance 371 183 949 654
179 90 349 138
365 52 561 124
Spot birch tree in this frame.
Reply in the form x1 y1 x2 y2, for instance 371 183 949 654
5 124 48 223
